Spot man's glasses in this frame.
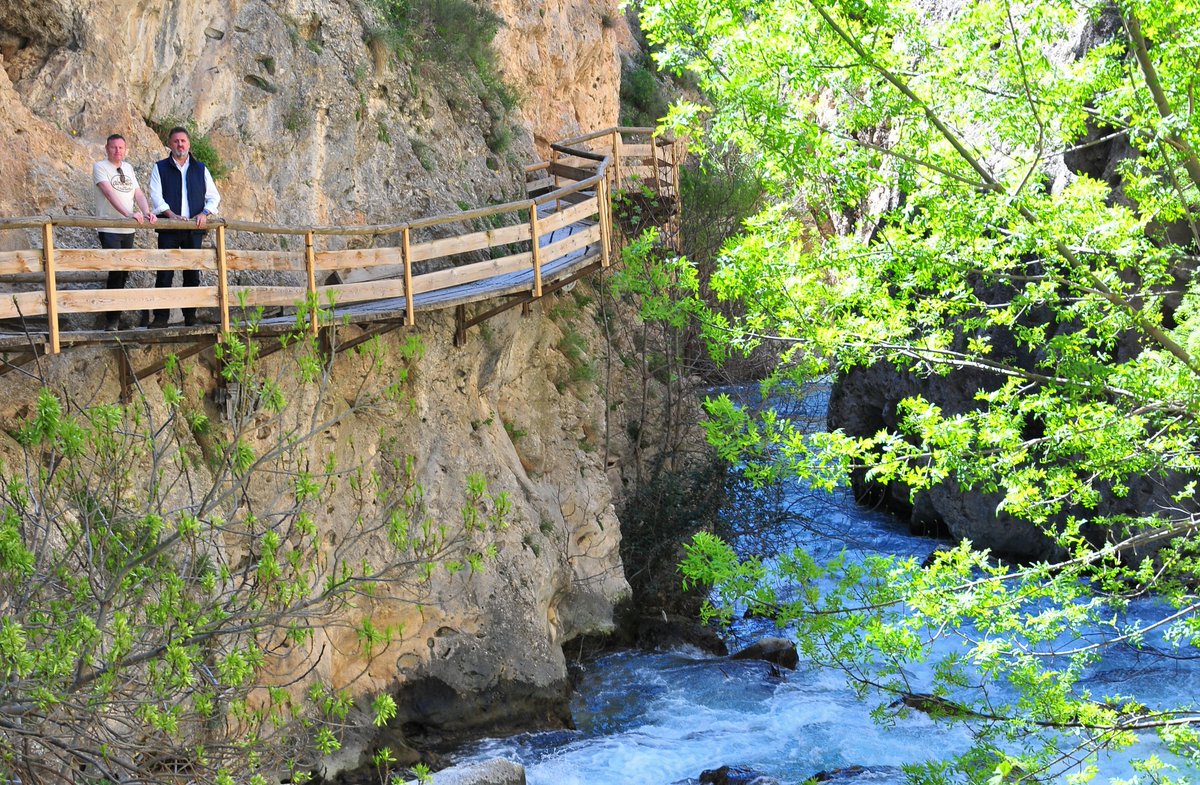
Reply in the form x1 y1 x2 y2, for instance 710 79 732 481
116 166 127 184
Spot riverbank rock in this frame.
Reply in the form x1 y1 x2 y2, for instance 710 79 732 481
729 637 798 670
698 764 780 785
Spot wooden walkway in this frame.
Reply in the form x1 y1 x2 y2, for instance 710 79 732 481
0 127 682 373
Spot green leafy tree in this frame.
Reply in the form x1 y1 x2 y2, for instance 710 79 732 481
638 0 1200 780
0 315 508 784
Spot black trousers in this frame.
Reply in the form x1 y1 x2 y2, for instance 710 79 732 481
99 231 135 323
154 229 205 322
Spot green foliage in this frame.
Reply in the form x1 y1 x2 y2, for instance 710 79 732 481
621 63 672 128
0 322 503 783
642 0 1200 779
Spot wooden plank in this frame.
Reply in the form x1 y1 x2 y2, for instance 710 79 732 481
228 285 309 308
539 198 599 234
42 223 59 354
0 291 49 320
226 249 306 272
525 177 555 194
622 166 674 184
50 248 217 272
0 250 44 275
410 200 531 231
554 154 602 169
621 144 657 157
533 175 601 205
57 286 220 313
316 247 404 270
549 161 598 182
408 222 532 263
320 278 408 306
409 250 533 295
525 162 551 174
541 223 601 263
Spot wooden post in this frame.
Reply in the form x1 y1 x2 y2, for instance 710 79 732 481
530 203 543 299
42 221 59 354
611 130 622 191
304 231 318 336
651 133 662 195
598 177 612 269
551 148 561 212
402 227 414 327
672 137 682 199
216 224 231 334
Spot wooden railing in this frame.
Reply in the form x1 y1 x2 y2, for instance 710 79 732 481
0 127 682 355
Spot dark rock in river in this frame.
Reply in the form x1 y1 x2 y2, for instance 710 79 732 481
698 764 781 785
382 675 573 749
634 611 729 656
729 637 799 670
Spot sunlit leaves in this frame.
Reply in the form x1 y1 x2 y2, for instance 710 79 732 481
644 0 1200 777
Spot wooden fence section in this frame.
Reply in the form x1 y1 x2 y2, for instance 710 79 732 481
0 126 682 355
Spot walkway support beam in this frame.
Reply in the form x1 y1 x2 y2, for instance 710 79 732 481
42 221 59 354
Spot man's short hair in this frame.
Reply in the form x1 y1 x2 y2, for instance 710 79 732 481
167 126 189 139
106 134 125 144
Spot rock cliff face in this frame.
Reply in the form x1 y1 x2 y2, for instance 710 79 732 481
0 0 633 244
0 0 647 772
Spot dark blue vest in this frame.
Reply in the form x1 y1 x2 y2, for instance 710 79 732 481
156 156 207 217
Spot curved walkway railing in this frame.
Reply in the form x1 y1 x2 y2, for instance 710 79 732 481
0 127 681 357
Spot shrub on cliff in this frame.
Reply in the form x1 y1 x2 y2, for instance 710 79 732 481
0 315 509 784
640 0 1200 780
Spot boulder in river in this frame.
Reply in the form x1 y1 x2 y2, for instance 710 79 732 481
729 637 799 670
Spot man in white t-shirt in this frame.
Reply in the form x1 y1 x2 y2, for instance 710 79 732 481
93 133 155 330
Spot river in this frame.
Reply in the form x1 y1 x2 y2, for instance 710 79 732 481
453 388 1200 784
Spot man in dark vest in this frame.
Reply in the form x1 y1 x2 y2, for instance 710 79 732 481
147 126 221 328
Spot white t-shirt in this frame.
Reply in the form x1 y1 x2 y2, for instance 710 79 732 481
93 159 139 234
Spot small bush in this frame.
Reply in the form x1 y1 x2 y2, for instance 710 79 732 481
620 64 670 127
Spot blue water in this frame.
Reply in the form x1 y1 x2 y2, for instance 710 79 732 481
453 387 1199 784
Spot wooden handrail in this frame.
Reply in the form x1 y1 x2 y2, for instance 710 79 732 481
0 127 681 352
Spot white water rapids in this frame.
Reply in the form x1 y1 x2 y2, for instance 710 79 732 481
453 389 1200 784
